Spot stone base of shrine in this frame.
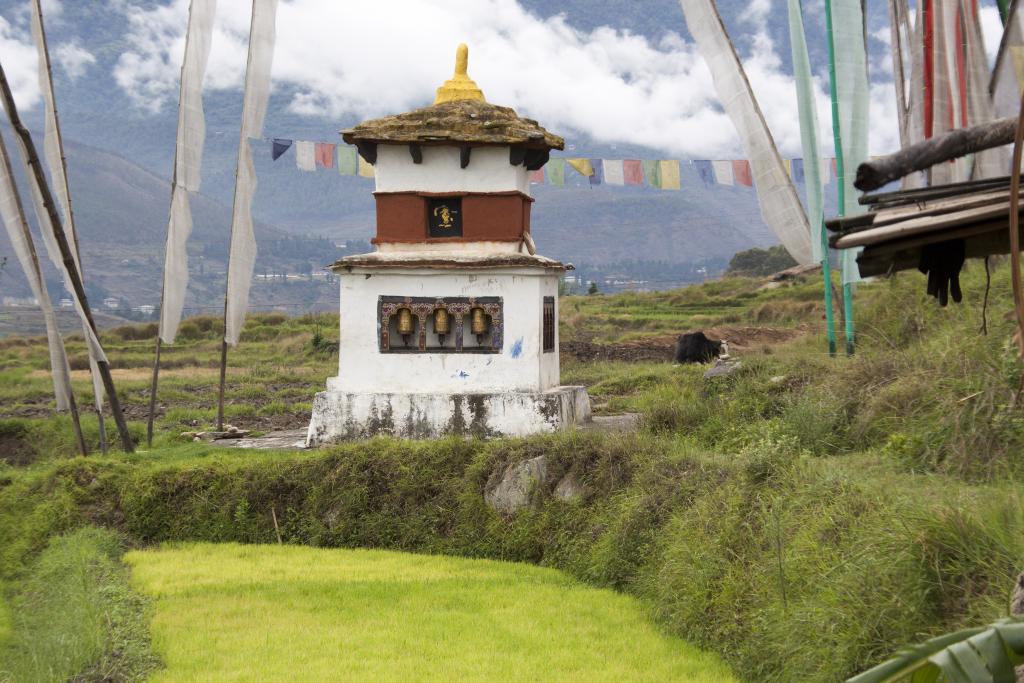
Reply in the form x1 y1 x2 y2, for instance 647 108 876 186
305 385 591 445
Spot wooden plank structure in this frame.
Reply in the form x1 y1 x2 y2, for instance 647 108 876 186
827 176 1022 278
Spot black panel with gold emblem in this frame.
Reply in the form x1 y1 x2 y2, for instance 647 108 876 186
427 197 463 237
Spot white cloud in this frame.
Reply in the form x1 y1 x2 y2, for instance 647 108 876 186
54 41 95 80
111 0 902 157
41 0 62 18
0 16 41 110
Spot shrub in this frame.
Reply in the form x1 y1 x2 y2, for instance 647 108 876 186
110 323 158 341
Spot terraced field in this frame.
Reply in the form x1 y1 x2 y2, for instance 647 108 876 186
127 543 736 682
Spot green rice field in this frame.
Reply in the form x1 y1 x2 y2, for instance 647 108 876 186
126 543 737 682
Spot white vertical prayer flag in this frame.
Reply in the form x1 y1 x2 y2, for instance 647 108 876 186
830 0 868 282
225 0 279 346
788 0 826 262
8 108 107 364
296 141 316 171
0 130 72 411
159 0 216 344
30 0 106 411
681 0 813 265
603 160 625 185
172 0 216 194
711 160 734 185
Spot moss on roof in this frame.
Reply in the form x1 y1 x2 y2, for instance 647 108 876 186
341 99 564 150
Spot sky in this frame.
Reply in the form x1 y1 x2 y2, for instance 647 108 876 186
0 0 1010 159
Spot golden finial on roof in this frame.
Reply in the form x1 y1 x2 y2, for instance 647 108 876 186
434 43 486 104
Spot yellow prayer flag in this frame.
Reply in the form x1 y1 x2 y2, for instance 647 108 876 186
566 158 594 177
358 155 375 178
784 159 792 177
658 160 680 190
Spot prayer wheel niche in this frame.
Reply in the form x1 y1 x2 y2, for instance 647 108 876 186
306 45 591 445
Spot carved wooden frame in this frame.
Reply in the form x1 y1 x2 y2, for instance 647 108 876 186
378 296 502 353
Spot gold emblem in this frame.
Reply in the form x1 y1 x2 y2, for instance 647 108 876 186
433 204 456 229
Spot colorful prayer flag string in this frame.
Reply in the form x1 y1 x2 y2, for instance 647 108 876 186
262 135 849 192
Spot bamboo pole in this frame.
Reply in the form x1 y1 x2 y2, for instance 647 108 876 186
855 117 1017 191
217 337 228 432
0 122 87 456
146 336 161 446
820 223 837 356
31 0 107 453
1008 90 1024 357
0 61 134 453
824 0 856 356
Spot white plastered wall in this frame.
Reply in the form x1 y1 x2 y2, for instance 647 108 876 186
373 144 530 195
331 267 560 394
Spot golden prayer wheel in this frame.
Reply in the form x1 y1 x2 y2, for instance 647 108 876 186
434 308 450 346
470 307 489 343
397 307 414 346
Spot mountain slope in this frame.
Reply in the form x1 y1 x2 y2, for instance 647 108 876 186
0 136 342 312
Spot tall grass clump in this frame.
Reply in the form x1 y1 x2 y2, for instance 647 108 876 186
0 527 159 683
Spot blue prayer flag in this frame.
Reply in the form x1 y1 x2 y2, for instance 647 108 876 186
589 158 603 186
272 138 292 161
791 158 805 184
694 160 714 187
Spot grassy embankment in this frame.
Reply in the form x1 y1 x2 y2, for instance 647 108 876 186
127 543 735 682
0 264 1023 681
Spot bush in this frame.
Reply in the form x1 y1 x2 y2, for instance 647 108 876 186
109 323 158 341
726 245 797 277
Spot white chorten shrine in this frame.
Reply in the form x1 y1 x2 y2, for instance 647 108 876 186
306 45 591 444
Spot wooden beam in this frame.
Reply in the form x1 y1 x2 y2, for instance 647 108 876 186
0 60 134 453
859 175 1012 206
509 146 527 166
855 117 1017 191
356 140 377 164
460 145 471 169
524 148 549 171
409 143 422 164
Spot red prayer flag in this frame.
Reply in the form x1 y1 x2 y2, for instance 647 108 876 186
623 160 643 185
315 143 336 169
732 159 752 186
529 168 545 184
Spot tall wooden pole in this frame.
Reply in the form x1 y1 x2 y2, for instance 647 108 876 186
32 0 107 452
146 336 161 446
217 337 228 431
0 60 134 453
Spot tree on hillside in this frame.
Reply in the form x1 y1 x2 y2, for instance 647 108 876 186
726 245 797 276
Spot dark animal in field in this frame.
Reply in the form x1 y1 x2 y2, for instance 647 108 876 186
674 331 723 364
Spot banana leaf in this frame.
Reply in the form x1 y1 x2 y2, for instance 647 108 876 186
847 618 1024 683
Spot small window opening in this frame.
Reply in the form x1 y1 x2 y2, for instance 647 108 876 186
542 296 555 353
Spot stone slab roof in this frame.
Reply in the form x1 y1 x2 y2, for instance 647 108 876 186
329 251 567 272
341 99 564 150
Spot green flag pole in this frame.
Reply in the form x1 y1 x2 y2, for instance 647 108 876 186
821 221 837 356
790 0 837 356
824 0 856 356
996 0 1010 25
